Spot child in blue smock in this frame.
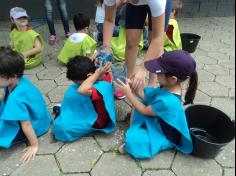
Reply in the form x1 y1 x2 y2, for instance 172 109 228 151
0 47 51 163
53 56 116 142
115 50 198 159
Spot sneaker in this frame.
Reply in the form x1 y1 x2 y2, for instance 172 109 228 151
65 32 71 39
49 35 58 45
53 104 61 114
115 90 126 100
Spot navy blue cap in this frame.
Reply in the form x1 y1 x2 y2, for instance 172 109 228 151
144 50 196 80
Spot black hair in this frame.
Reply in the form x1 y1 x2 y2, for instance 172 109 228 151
73 13 90 31
184 71 198 105
165 71 198 105
10 18 17 31
66 56 96 81
0 46 25 79
96 0 104 6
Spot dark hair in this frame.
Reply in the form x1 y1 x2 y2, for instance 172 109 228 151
73 13 90 31
10 18 17 31
0 46 25 79
165 71 198 105
172 0 183 16
184 71 198 105
66 56 96 81
97 0 104 6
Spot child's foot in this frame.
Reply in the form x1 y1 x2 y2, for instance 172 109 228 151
49 35 58 45
53 104 61 119
118 144 126 154
115 90 126 100
65 32 71 39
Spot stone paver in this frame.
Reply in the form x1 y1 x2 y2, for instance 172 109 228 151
0 17 235 176
56 137 103 173
199 82 229 97
91 153 142 176
172 153 223 176
139 151 175 170
143 170 176 176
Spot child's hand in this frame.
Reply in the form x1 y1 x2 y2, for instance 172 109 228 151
114 79 132 95
21 146 38 164
95 62 112 78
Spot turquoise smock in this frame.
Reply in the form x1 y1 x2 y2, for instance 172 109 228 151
0 76 51 148
53 81 116 142
125 87 193 159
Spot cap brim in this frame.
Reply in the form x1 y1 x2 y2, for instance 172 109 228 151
144 59 167 74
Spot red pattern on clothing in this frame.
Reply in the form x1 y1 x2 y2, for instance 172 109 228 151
91 73 112 129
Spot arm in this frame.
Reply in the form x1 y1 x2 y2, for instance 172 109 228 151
78 63 111 96
20 120 39 164
22 38 42 58
114 80 157 117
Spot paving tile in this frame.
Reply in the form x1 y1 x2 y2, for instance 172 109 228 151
91 153 142 176
56 137 103 173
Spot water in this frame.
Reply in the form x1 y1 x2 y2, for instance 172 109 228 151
112 63 127 84
190 127 219 144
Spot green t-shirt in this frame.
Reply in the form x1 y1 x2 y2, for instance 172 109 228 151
58 33 97 64
10 28 44 69
164 19 182 52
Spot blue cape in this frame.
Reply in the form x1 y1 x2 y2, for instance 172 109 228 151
125 87 193 159
53 81 116 142
0 76 51 148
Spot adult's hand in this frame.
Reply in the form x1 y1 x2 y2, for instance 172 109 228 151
130 65 146 91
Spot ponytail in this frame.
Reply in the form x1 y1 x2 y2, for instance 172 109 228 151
184 71 198 105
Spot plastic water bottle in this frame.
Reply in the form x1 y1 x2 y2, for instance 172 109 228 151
96 46 113 68
112 63 127 84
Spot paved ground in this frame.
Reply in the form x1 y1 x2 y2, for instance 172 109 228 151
0 17 235 176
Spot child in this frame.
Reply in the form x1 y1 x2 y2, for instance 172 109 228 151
58 13 97 64
53 56 116 142
10 7 44 69
95 0 120 42
164 0 183 52
0 47 51 163
115 50 197 159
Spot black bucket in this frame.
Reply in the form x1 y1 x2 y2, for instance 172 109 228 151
185 104 235 159
181 33 201 53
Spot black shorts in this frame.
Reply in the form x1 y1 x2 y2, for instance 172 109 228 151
125 3 152 31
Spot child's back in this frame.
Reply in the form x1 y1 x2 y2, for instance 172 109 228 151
53 56 116 142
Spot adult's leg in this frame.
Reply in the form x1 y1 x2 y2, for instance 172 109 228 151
44 0 56 35
57 0 70 34
125 29 143 78
125 4 149 79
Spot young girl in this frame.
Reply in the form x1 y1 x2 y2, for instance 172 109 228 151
115 50 197 159
0 47 51 163
10 7 44 69
53 56 116 142
58 13 97 64
164 0 183 51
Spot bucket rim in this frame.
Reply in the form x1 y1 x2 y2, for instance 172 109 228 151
191 131 235 146
184 103 234 120
180 33 201 38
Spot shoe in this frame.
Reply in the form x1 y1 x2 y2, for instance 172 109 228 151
53 104 61 114
65 32 71 39
49 35 58 45
115 90 126 100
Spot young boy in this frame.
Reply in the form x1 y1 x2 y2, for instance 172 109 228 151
0 47 51 163
58 13 97 64
164 0 183 52
53 56 116 142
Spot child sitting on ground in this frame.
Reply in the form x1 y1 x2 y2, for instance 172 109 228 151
0 47 51 164
58 13 97 64
164 0 183 51
52 56 116 142
10 7 44 69
115 50 197 159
